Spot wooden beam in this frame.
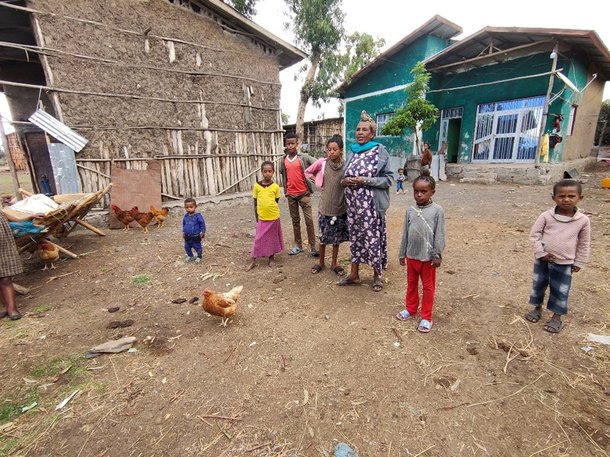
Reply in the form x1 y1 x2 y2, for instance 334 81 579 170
30 15 65 122
74 219 105 236
45 240 77 259
0 79 280 111
76 163 111 179
0 40 280 86
0 121 21 199
429 40 556 73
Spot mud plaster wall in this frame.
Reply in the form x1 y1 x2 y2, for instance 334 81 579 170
27 0 283 161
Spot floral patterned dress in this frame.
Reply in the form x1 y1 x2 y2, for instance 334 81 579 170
344 147 388 273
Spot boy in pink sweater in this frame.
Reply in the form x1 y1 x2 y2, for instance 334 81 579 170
525 179 591 333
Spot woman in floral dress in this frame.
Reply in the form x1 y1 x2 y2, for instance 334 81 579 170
338 111 393 291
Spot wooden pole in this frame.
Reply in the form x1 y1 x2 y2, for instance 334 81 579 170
535 44 558 167
45 239 78 259
0 79 280 112
30 15 64 122
74 219 105 236
0 120 22 200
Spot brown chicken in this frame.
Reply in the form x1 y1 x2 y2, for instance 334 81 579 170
37 240 60 270
111 205 139 231
202 285 243 326
150 206 170 228
133 211 155 233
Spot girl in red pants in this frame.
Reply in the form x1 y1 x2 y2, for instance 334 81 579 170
396 175 445 332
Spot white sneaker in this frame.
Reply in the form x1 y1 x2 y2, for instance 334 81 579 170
185 256 194 262
194 257 202 264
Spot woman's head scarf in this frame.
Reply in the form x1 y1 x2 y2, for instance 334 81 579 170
359 111 377 136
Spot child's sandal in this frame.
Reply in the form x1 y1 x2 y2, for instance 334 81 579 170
417 319 432 333
311 264 323 274
395 310 412 321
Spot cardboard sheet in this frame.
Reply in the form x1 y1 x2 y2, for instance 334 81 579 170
109 161 162 229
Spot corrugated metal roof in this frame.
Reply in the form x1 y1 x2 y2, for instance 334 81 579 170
28 110 88 152
425 28 610 78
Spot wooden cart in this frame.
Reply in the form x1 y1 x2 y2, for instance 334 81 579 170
5 184 112 259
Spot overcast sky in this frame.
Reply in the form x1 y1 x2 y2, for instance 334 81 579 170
254 0 610 123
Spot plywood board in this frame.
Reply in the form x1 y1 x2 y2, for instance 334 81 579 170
109 160 162 229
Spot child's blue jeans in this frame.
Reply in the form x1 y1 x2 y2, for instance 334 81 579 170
396 181 404 191
528 259 572 315
184 235 203 258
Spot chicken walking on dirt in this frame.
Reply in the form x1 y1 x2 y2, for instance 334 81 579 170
111 205 139 231
134 211 155 233
150 206 169 228
202 285 243 326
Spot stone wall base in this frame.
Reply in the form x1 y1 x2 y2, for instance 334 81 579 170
446 158 597 185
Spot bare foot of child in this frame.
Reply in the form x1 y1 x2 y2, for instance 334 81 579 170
268 255 282 268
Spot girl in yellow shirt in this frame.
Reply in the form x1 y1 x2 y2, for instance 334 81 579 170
247 161 285 270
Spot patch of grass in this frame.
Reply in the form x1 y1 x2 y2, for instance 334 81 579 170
10 329 28 342
132 274 150 284
0 401 20 425
0 171 32 197
29 354 86 379
0 437 18 456
31 304 50 314
0 388 39 426
1 320 17 329
78 380 108 396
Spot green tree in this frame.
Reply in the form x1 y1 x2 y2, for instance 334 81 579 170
341 32 385 83
224 0 257 18
382 62 438 154
315 32 384 95
595 99 610 146
284 0 345 140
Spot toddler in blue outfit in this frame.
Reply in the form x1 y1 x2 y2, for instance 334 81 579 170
182 198 206 263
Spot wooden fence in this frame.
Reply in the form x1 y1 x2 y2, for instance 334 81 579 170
6 132 28 171
76 131 283 207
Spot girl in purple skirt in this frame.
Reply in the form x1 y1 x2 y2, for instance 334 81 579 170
247 161 285 270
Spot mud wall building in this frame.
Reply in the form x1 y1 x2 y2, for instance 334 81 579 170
0 0 305 200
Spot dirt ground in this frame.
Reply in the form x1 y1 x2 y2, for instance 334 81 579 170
1 165 609 457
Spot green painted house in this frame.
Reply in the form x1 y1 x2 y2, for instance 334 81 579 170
338 17 610 183
337 16 462 161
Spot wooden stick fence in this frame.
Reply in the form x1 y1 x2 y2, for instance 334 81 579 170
76 133 283 205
